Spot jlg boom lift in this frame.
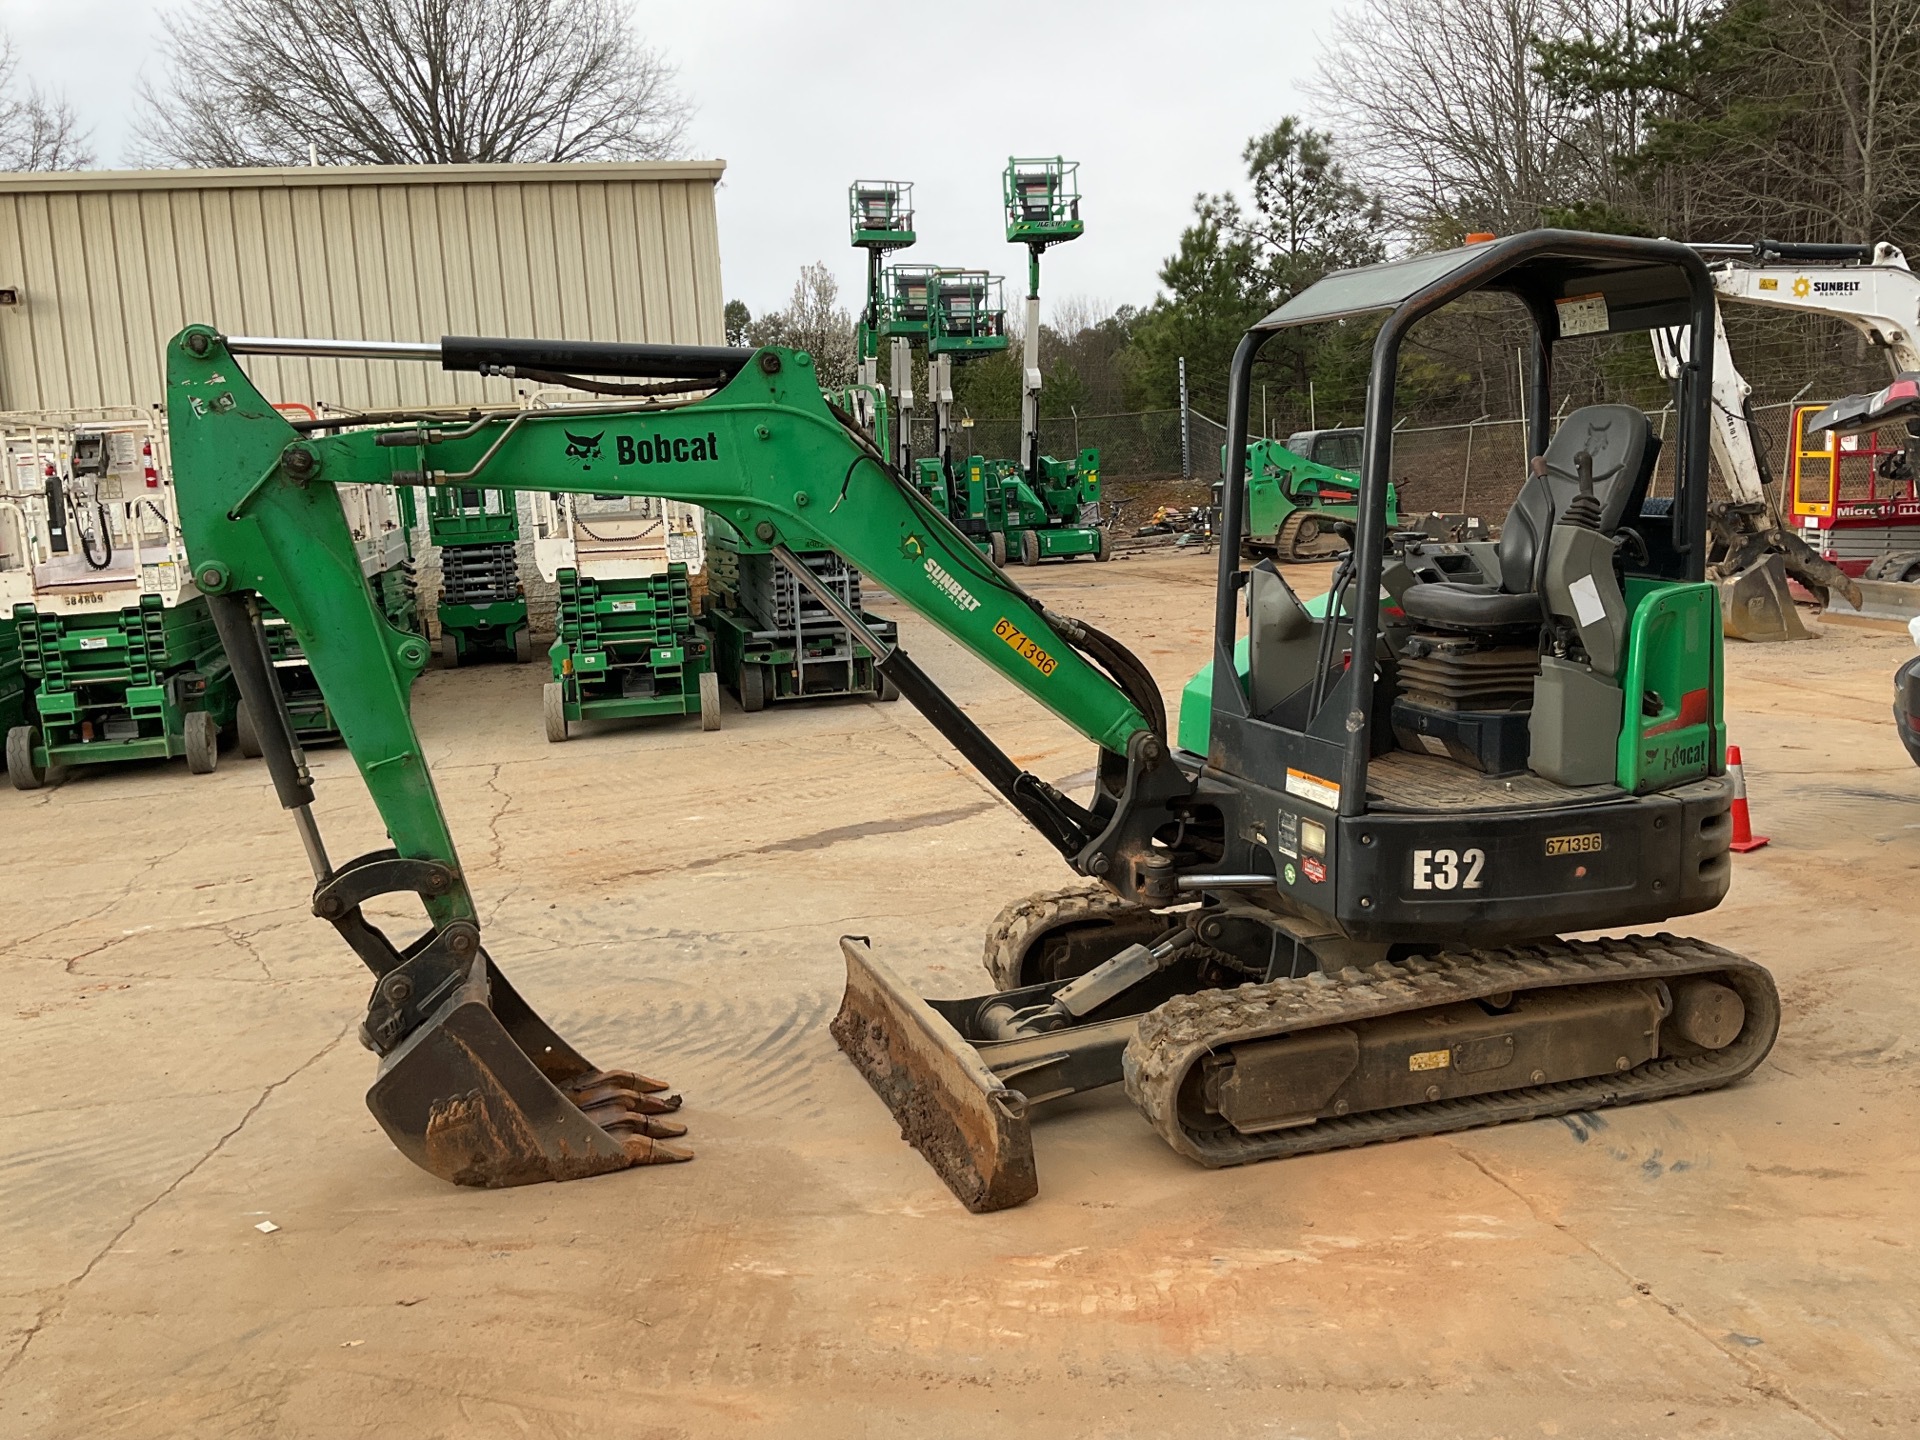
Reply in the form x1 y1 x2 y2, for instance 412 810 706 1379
168 231 1776 1209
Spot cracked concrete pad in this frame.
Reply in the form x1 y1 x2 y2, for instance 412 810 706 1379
1 552 1917 1439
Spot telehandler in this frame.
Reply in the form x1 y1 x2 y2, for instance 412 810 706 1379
166 231 1777 1210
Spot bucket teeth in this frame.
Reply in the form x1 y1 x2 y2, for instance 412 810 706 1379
576 1067 675 1096
621 1135 695 1165
366 956 694 1186
587 1105 690 1141
565 1075 683 1114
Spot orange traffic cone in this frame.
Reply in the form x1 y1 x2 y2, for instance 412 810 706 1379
1727 744 1769 853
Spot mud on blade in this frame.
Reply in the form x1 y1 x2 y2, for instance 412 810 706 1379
831 937 1038 1213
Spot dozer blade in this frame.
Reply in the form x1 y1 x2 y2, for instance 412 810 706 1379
830 937 1038 1213
1719 553 1809 643
367 954 690 1188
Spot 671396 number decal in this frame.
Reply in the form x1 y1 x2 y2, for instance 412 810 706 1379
1410 848 1486 892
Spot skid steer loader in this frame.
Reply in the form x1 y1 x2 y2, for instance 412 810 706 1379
166 230 1776 1208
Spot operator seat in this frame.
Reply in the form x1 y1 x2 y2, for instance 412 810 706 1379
1399 404 1655 629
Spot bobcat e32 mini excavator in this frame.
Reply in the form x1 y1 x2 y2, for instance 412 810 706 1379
167 230 1777 1210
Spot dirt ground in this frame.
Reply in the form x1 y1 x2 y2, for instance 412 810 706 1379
2 550 1916 1439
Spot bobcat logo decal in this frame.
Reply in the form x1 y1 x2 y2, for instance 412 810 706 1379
565 430 605 469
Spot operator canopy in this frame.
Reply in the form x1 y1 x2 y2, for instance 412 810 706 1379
1255 231 1702 337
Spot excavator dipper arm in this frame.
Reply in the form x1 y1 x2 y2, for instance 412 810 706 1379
165 326 1183 1190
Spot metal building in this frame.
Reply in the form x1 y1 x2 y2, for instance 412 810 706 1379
0 160 727 414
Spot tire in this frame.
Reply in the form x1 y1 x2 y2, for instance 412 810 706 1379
698 669 721 731
7 724 44 791
875 670 900 702
1897 654 1920 768
513 628 534 665
440 632 460 668
183 710 219 775
543 682 568 743
1093 527 1110 562
1020 528 1041 566
989 530 1008 568
235 699 263 759
739 663 767 713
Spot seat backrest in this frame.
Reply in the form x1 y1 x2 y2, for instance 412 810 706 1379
1495 404 1654 594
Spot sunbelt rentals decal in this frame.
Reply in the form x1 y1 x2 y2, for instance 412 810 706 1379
923 555 981 612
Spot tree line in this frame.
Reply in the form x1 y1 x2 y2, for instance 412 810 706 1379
1 0 1906 450
738 0 1919 445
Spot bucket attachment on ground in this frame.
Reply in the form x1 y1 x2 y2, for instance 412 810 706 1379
367 953 689 1187
1719 553 1809 642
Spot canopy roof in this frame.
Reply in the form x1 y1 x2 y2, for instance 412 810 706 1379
1255 231 1703 338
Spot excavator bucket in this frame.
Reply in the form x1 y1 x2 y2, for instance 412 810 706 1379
830 937 1039 1213
1719 553 1810 643
367 954 689 1187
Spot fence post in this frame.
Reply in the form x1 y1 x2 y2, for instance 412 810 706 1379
1460 419 1475 513
1179 356 1192 481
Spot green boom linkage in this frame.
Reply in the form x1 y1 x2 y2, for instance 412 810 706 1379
167 326 1167 1189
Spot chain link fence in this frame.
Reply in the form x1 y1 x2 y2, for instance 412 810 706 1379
911 398 1793 525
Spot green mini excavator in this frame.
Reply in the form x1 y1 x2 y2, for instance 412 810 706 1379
166 232 1777 1208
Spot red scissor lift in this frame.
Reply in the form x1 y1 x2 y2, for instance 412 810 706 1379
1787 400 1920 580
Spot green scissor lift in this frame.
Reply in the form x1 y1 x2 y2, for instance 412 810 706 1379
428 484 532 666
705 525 899 711
3 417 238 789
531 487 720 741
240 483 422 754
0 612 27 737
544 561 718 741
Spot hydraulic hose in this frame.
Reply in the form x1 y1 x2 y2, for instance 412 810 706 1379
78 501 113 571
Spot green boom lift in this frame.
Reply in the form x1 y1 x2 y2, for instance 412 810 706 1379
850 180 917 460
1000 156 1104 564
168 232 1778 1209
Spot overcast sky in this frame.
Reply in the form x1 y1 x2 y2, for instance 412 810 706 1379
0 0 1332 325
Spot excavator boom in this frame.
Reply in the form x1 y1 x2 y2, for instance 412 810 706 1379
165 325 1170 1189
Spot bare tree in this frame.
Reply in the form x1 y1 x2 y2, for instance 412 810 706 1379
745 263 856 389
136 0 688 167
0 37 91 170
1311 0 1615 239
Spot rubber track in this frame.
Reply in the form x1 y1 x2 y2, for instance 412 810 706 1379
1122 933 1779 1167
1274 509 1348 562
981 881 1146 990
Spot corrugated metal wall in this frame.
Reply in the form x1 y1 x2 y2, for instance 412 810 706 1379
0 160 727 414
